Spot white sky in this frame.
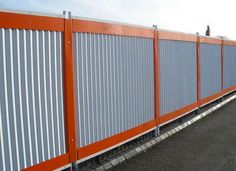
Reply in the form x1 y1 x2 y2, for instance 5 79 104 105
1 0 236 40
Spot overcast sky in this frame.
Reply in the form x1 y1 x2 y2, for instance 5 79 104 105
1 0 236 39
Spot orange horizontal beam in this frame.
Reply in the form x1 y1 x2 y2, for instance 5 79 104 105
224 40 236 46
22 153 70 171
222 85 236 94
72 19 154 38
199 37 221 45
0 12 64 31
77 119 156 159
158 30 197 42
159 102 198 125
199 92 223 106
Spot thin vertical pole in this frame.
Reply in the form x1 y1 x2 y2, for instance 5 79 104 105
153 27 160 135
221 38 224 91
197 36 201 106
63 11 77 162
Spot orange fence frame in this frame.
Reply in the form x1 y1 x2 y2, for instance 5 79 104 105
199 36 221 44
224 40 236 46
158 30 197 42
72 18 154 38
21 154 69 171
0 12 64 31
63 18 77 162
77 120 156 160
154 30 160 125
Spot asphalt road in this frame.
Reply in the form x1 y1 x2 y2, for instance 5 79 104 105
112 99 236 171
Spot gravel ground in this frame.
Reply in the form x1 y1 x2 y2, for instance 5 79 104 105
112 99 236 171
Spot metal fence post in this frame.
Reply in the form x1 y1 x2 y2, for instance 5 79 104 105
63 11 77 165
153 25 160 136
221 37 224 91
220 37 225 101
196 33 201 111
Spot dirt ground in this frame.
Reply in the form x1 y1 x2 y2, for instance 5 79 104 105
112 99 236 171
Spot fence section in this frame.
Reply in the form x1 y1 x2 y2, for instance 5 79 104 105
0 12 70 171
200 42 221 99
223 45 236 89
73 33 155 148
157 32 198 124
159 40 197 116
72 20 156 160
0 28 66 170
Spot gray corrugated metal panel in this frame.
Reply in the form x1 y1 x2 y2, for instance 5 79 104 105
200 43 221 99
74 33 154 147
223 45 236 89
159 40 197 116
0 28 66 171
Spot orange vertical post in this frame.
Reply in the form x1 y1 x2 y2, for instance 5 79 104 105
196 35 201 105
221 39 224 91
63 12 77 162
153 27 160 132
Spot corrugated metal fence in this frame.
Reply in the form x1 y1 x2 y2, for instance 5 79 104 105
224 45 236 89
73 33 154 147
159 40 197 116
0 28 65 171
200 43 221 99
1 11 236 171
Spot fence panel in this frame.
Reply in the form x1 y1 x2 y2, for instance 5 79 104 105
0 28 66 170
200 43 221 99
73 33 155 148
224 45 236 89
159 40 197 116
